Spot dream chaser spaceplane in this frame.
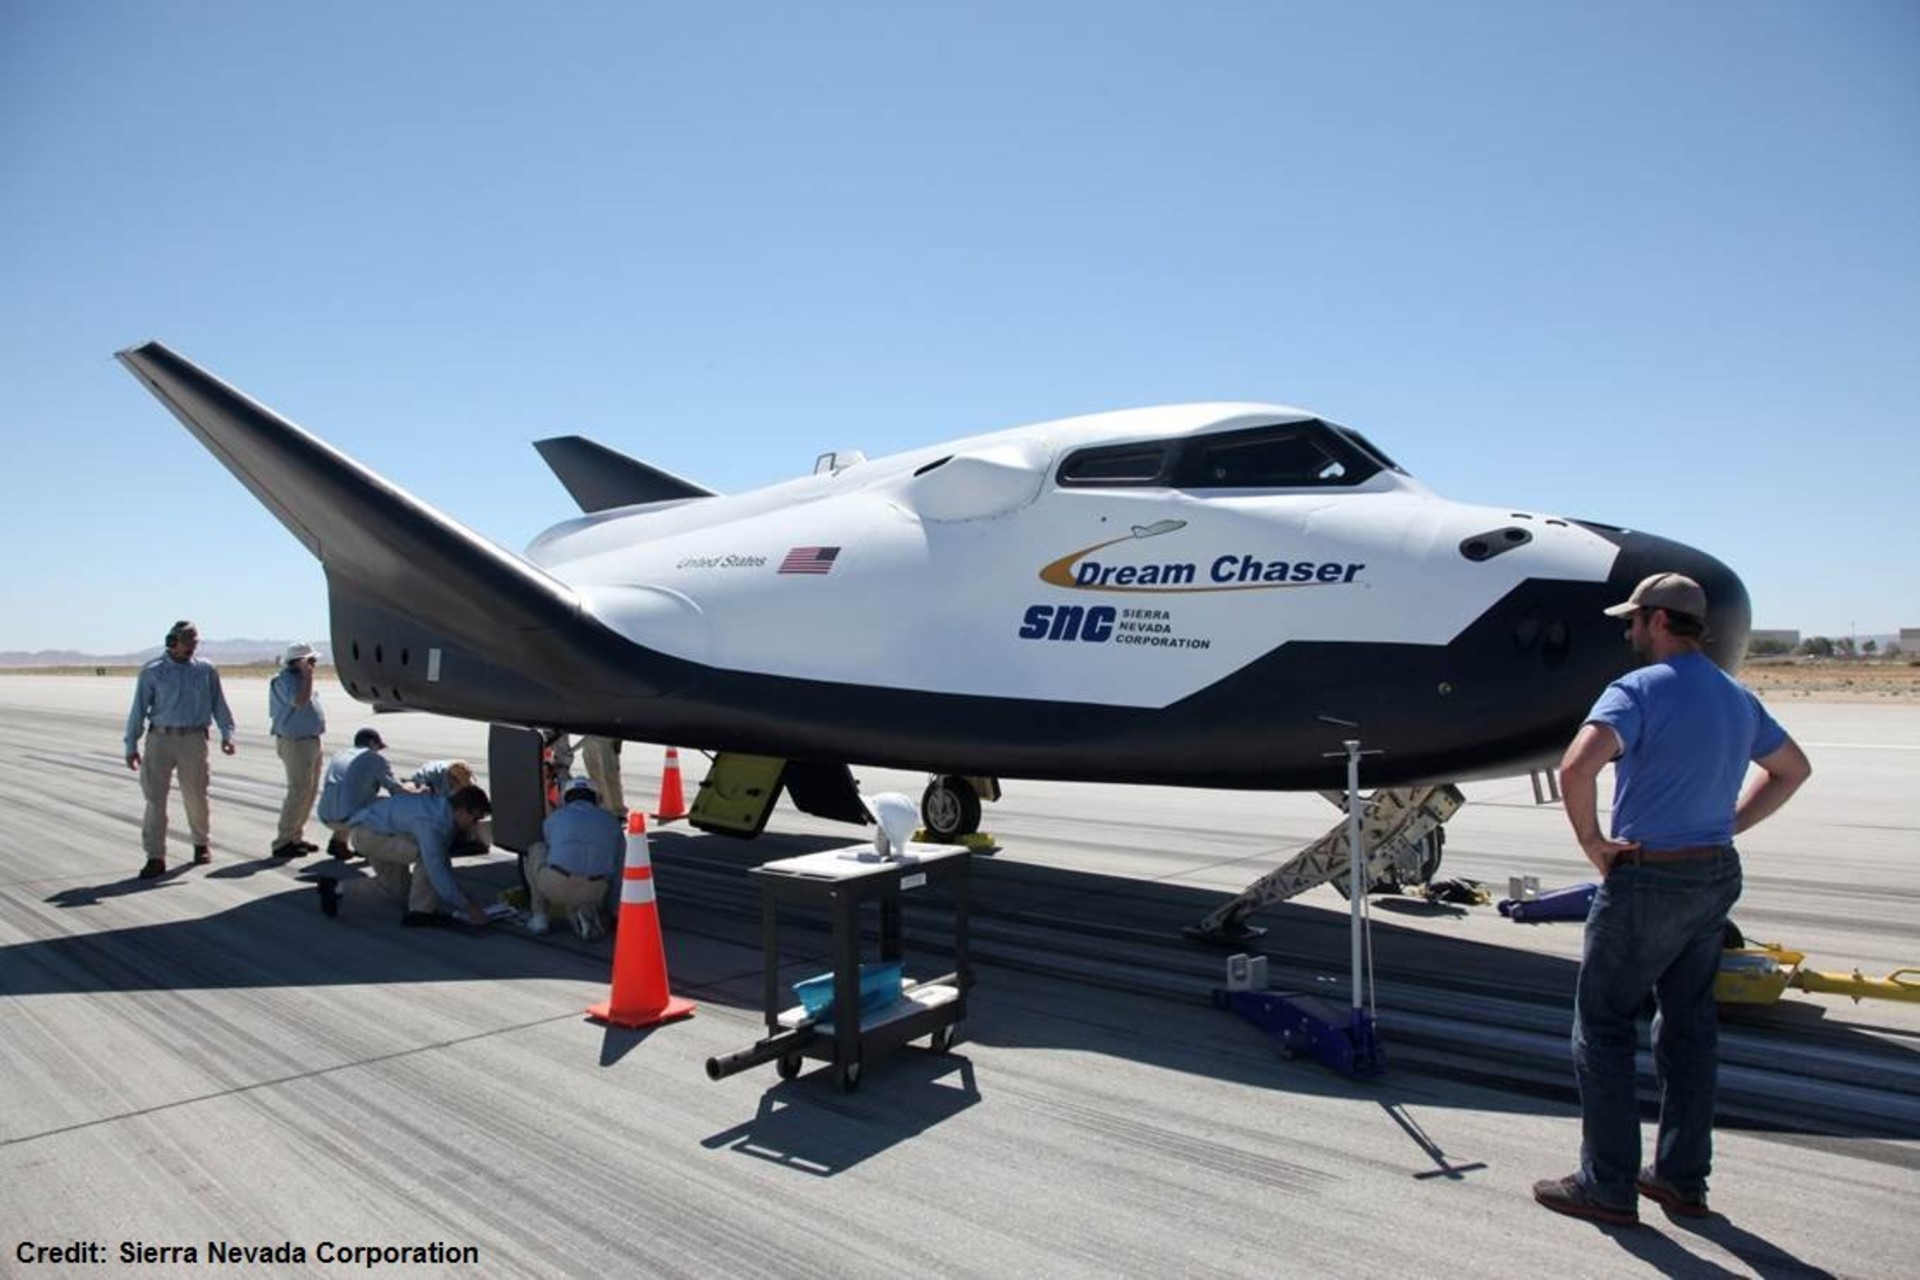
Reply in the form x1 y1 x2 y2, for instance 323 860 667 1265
117 342 1749 846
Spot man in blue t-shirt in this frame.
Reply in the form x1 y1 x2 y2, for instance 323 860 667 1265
1535 573 1810 1227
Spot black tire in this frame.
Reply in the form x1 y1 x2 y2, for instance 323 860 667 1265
1415 828 1445 883
836 1060 862 1093
1723 919 1745 950
921 776 982 840
776 1053 802 1081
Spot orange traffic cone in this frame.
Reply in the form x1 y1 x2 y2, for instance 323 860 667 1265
587 812 696 1028
652 746 688 822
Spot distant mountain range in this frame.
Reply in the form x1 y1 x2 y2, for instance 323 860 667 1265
0 640 314 668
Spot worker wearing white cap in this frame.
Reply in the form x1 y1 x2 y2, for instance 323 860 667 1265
268 641 327 858
524 776 622 939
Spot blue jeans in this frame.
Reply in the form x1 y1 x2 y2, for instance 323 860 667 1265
1572 849 1742 1207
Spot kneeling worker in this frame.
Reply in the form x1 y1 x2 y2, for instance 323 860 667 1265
349 784 494 927
410 759 491 856
316 728 409 858
526 776 622 939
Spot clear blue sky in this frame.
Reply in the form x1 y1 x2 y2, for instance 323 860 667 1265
3 2 1915 653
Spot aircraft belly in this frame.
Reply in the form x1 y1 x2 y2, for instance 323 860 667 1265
649 572 1628 790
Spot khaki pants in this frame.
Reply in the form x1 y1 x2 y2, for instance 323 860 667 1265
351 828 448 914
580 736 625 816
141 728 210 858
526 840 608 920
274 736 324 846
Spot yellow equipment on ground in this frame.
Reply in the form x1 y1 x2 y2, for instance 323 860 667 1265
1717 943 1920 1005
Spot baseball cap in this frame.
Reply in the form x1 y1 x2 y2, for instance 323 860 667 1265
283 641 318 663
1603 572 1707 620
353 727 387 749
563 776 597 799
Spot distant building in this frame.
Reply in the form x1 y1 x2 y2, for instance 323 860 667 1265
1748 629 1800 653
1899 628 1919 656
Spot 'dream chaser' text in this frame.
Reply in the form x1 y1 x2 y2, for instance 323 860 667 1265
1071 556 1364 588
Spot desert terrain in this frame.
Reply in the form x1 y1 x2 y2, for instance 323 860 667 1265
1739 658 1920 703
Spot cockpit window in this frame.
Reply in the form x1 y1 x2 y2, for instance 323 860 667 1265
1330 424 1406 475
1056 444 1170 487
1055 419 1386 491
1172 420 1380 490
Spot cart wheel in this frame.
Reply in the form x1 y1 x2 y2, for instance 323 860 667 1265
836 1060 862 1093
776 1053 802 1081
930 1023 960 1053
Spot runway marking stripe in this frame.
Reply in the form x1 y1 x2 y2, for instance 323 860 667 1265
1801 742 1920 751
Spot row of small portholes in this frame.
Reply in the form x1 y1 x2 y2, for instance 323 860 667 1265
342 639 411 704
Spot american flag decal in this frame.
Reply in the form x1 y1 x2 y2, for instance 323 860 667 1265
778 545 840 575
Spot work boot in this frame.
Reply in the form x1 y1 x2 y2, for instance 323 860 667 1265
271 842 307 859
191 845 212 866
1532 1175 1637 1227
138 858 166 880
296 840 319 852
327 839 353 860
1637 1168 1709 1218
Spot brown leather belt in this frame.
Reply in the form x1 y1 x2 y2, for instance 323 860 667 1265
1619 845 1727 865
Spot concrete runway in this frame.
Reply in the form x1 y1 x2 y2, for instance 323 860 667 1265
2 674 1915 1278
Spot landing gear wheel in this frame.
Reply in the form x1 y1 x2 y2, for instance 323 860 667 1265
930 1022 960 1053
1415 828 1445 884
921 776 982 840
835 1060 862 1093
776 1053 802 1081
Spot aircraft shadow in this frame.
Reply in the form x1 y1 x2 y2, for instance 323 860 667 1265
651 829 1920 1146
10 830 1916 1151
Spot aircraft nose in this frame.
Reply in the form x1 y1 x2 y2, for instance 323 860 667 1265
1594 527 1752 672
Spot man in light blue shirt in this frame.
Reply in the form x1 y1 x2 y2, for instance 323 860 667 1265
316 728 413 858
525 777 624 939
1536 573 1811 1228
123 619 236 879
348 785 494 926
268 641 328 859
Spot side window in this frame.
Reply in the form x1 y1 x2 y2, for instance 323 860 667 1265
1174 422 1377 489
1190 433 1342 486
1056 444 1169 488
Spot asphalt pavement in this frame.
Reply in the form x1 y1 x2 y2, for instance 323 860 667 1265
2 675 1915 1278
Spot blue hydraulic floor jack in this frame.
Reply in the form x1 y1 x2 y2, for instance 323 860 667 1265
1213 739 1386 1078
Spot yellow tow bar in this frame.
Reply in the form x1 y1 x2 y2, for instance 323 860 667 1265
1717 943 1920 1006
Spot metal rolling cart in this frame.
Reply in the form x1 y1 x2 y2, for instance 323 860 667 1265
705 844 972 1092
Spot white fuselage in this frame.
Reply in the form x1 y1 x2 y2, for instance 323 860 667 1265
524 404 1619 708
